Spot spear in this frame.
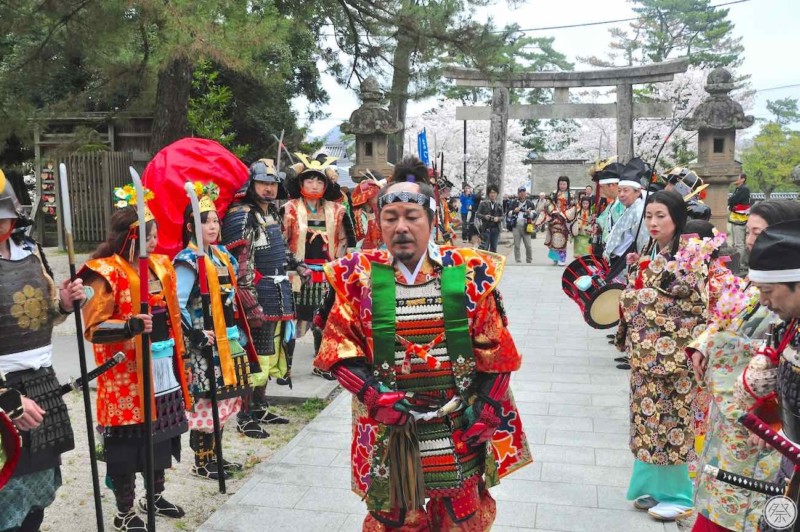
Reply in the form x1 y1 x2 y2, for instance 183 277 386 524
129 167 157 530
183 182 226 494
58 163 105 532
274 129 285 177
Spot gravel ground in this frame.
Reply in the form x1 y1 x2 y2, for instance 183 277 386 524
40 391 329 532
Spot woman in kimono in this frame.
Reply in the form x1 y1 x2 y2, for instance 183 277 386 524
174 183 265 481
615 190 708 522
545 175 574 266
570 196 593 257
81 192 191 531
689 200 800 532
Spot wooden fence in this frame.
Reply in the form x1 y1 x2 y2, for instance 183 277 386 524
59 152 134 245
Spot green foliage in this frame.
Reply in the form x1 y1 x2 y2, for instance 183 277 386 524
188 60 248 158
0 0 327 164
766 97 800 126
741 122 800 196
581 0 744 68
301 397 327 415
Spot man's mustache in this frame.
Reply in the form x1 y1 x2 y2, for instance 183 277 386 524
392 236 414 244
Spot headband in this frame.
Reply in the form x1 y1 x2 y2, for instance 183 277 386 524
378 191 437 212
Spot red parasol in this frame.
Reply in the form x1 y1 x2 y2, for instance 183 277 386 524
142 138 248 258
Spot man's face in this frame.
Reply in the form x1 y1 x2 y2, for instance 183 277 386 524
585 186 593 196
379 184 433 265
517 190 526 200
755 282 800 321
253 181 278 202
600 183 618 199
489 191 498 201
618 185 639 207
735 176 746 187
464 186 472 195
539 193 545 201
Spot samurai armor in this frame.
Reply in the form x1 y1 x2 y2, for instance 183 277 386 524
4 367 74 475
0 254 56 356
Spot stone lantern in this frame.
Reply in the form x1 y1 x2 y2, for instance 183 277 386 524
683 68 754 232
341 76 403 181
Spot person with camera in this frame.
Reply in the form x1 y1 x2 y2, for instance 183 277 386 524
506 185 536 263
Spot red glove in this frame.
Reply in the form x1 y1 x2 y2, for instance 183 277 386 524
331 361 412 426
459 373 510 447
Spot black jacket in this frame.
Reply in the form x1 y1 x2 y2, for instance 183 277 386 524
728 185 750 210
476 200 503 229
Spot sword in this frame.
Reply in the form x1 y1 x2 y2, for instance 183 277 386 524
704 465 787 497
130 166 157 530
275 129 285 177
272 134 294 164
739 412 800 466
59 352 126 396
59 163 105 531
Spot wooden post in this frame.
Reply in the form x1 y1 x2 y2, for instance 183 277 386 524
487 86 509 192
616 83 634 164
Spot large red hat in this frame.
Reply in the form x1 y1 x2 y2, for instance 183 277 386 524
142 138 248 258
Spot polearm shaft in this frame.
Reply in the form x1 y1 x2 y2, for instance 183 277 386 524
58 163 104 532
184 182 226 494
704 465 786 496
131 167 156 531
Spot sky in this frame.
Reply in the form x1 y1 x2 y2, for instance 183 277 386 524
297 0 800 140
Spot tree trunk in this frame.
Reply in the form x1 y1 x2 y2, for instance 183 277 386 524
387 23 415 164
150 55 194 153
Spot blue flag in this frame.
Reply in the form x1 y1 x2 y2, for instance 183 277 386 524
417 130 430 167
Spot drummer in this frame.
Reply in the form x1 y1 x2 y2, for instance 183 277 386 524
603 176 649 281
591 159 626 257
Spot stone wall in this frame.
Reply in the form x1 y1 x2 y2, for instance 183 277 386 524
528 160 591 194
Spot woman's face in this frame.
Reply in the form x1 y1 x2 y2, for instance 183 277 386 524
302 176 326 196
146 222 158 253
746 214 768 252
645 202 676 246
201 211 220 245
558 180 568 191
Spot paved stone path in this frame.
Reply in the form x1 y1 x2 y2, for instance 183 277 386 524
199 238 680 532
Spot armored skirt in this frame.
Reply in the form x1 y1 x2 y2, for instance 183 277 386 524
81 254 192 475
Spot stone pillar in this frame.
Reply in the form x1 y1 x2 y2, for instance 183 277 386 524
683 68 754 234
487 86 509 192
616 84 634 165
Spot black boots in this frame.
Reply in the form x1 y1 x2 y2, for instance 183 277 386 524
190 430 233 480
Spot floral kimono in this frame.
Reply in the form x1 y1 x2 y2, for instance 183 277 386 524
689 286 780 531
616 245 708 505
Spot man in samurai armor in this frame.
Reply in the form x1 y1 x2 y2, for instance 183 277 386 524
314 156 532 530
733 219 800 532
0 169 86 531
222 159 310 427
282 154 348 380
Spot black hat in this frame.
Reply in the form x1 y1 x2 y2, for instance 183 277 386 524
592 162 625 184
619 157 652 187
749 220 800 283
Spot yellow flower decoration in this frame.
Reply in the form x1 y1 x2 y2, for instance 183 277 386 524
113 184 155 209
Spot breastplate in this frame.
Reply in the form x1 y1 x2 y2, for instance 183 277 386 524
0 254 55 355
393 279 454 393
254 221 288 277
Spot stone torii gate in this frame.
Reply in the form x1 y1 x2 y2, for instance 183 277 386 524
443 58 689 191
